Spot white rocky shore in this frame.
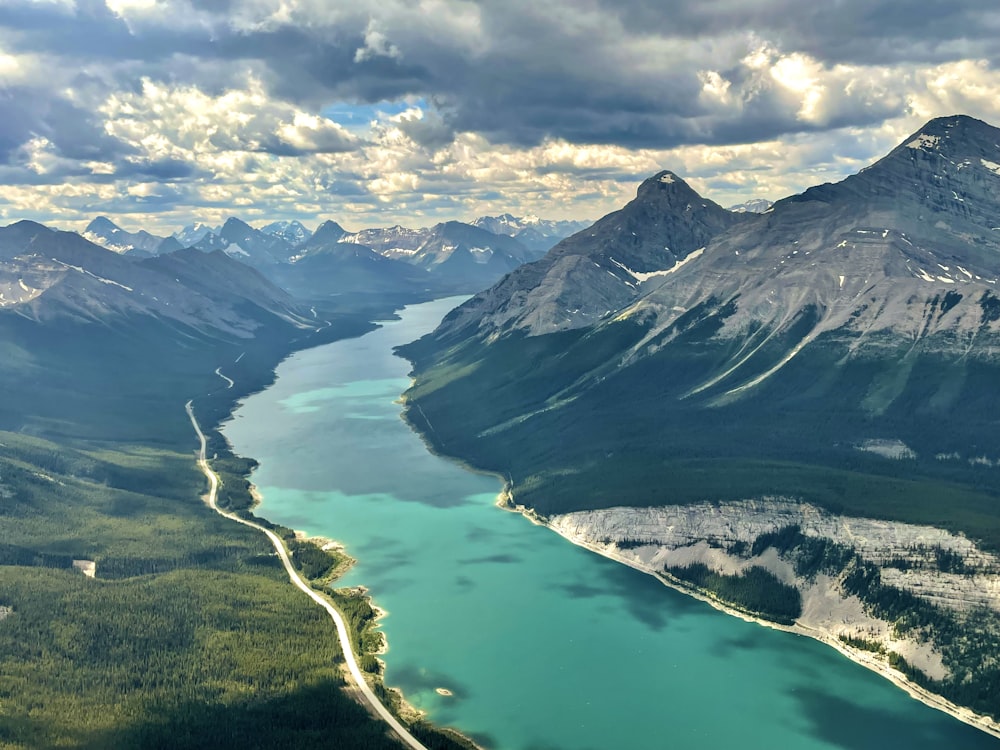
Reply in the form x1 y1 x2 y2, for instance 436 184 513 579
521 496 1000 738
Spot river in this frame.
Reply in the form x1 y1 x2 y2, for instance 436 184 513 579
222 296 997 750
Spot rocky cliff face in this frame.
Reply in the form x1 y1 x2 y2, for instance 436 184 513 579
546 498 1000 683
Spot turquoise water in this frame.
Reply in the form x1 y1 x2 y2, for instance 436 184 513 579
223 297 998 750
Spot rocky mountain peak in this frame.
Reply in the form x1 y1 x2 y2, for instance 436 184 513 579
86 216 120 234
220 217 254 241
634 170 702 204
308 220 348 245
423 169 749 340
260 220 312 247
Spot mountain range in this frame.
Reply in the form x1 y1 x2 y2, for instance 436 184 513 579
400 115 1000 721
87 213 583 297
410 115 1000 439
0 219 319 440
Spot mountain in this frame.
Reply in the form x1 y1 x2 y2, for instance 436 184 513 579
217 217 297 265
271 221 429 298
340 220 544 291
174 222 217 247
168 215 544 298
405 221 542 290
726 198 774 214
187 218 298 268
260 220 313 247
340 224 425 259
0 219 320 439
407 115 1000 505
304 219 348 248
0 220 309 335
473 214 590 253
399 115 1000 722
430 170 748 340
83 216 178 257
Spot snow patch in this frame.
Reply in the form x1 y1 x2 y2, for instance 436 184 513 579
51 259 134 291
469 247 494 264
981 159 1000 176
906 133 940 150
857 439 916 460
609 247 705 283
659 173 676 184
224 243 250 258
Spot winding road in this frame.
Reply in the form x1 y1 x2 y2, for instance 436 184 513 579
214 367 235 389
185 400 429 750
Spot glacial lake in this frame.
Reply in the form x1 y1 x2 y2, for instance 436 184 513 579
222 296 998 750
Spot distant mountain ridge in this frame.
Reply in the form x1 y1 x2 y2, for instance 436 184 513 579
472 214 590 253
84 216 180 257
0 220 310 336
260 220 312 247
86 212 580 298
726 198 773 214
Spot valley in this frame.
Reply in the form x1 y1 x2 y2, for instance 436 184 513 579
4 114 1000 746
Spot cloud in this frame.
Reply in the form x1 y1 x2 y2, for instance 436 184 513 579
2 0 1000 232
354 19 401 63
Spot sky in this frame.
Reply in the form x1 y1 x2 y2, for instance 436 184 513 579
2 1 1000 235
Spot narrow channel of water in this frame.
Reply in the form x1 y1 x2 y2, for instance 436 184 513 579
223 297 997 750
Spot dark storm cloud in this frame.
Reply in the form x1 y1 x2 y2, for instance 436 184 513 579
218 0 999 149
3 0 991 158
117 158 201 181
0 86 131 164
4 0 1000 154
602 0 1000 65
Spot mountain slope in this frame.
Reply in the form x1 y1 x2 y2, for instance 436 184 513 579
405 116 1000 507
399 114 1000 726
0 220 320 439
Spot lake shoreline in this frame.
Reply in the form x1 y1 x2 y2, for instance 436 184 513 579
398 378 1000 742
212 349 484 750
492 489 1000 742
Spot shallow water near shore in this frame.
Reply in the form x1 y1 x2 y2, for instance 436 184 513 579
223 296 998 750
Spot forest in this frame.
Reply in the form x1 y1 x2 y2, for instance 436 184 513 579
0 296 473 749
